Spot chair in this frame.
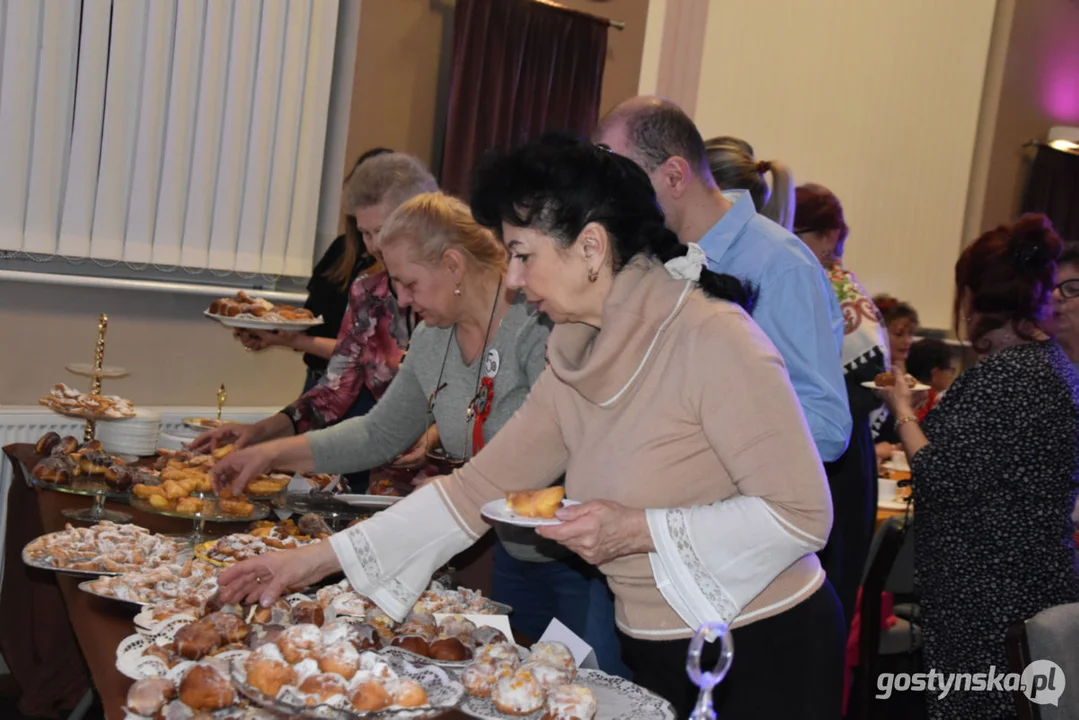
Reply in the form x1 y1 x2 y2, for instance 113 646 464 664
1006 602 1079 720
848 513 922 720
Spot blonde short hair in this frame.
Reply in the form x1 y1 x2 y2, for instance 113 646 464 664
379 192 507 277
344 153 438 212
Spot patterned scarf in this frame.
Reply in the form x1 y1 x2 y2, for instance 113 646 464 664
828 263 890 374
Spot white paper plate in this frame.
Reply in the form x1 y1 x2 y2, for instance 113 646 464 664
459 667 675 720
335 494 404 508
203 310 324 331
861 381 931 392
480 499 580 527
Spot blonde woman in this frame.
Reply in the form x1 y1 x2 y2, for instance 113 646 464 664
705 136 795 231
210 192 629 677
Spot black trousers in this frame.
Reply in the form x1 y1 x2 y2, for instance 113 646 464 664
620 582 846 720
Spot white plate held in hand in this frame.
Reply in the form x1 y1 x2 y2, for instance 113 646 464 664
480 498 580 527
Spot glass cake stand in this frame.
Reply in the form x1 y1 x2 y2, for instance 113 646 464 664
130 495 271 545
30 473 133 524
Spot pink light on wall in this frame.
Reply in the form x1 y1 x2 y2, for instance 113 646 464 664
1041 24 1079 121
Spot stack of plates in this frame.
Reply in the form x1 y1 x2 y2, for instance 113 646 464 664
96 408 161 457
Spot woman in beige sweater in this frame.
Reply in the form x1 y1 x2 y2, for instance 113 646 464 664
216 136 844 718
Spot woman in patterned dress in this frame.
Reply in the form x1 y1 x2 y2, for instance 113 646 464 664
877 214 1079 718
794 184 890 626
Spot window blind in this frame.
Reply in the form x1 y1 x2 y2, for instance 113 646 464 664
0 0 340 281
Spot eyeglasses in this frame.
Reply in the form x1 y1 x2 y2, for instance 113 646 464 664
1054 279 1079 299
425 382 465 470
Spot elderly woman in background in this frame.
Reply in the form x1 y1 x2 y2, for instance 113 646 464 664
793 183 889 626
215 136 844 719
193 154 436 486
705 135 795 230
209 191 628 677
877 214 1079 719
1051 242 1079 369
870 294 920 461
234 148 394 392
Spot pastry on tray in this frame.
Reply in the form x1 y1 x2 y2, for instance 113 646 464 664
207 291 317 322
505 486 565 518
873 371 918 388
24 522 183 573
38 383 135 419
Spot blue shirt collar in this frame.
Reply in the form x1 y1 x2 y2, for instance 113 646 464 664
698 190 758 262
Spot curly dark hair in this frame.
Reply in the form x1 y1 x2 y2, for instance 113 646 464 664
906 339 957 385
469 134 756 312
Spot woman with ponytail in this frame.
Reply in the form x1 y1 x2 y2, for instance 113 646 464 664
705 135 795 231
875 214 1079 719
216 135 845 719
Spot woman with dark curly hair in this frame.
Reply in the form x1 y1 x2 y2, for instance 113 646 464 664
216 135 846 719
876 214 1079 719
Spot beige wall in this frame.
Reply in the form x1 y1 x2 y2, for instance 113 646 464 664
975 0 1079 235
0 281 305 407
691 0 997 330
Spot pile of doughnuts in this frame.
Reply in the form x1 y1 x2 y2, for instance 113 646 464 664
24 522 183 573
462 640 598 719
125 657 245 716
132 447 258 517
32 433 154 490
38 382 135 419
208 291 316 322
85 558 218 605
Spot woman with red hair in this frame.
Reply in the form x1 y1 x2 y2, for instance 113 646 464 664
877 214 1079 719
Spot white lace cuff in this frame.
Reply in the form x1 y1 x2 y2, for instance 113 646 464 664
646 495 823 627
328 484 474 622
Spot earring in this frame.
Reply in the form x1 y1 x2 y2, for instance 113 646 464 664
454 283 462 296
587 268 598 283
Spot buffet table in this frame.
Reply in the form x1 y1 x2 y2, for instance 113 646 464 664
1 443 493 719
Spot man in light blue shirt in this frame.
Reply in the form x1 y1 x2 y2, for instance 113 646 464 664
594 97 851 462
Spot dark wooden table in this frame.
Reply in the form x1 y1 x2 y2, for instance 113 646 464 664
1 443 490 719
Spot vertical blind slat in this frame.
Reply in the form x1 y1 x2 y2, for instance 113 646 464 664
284 0 340 278
58 0 112 258
152 0 207 267
0 0 43 252
24 0 80 255
180 0 233 269
259 0 312 277
206 0 261 271
91 0 149 261
234 0 288 274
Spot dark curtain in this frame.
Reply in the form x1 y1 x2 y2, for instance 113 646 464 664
439 0 609 199
1022 144 1079 244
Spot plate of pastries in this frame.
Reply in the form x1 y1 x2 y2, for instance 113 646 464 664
862 372 931 392
38 382 135 419
22 521 187 575
205 291 324 331
194 527 327 568
32 433 155 494
128 447 275 519
481 488 578 527
79 558 218 607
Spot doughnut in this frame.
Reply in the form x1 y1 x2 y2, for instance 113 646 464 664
290 600 325 626
175 620 222 660
35 432 61 456
243 621 284 650
506 486 565 518
178 663 237 712
299 673 348 706
53 436 79 456
462 660 515 698
528 641 576 676
350 681 392 712
33 457 72 484
393 679 429 707
492 667 546 715
438 615 477 640
390 635 430 657
522 660 573 691
472 626 509 647
244 653 296 698
318 641 361 678
277 623 323 664
397 622 437 644
328 592 369 618
429 637 472 662
125 676 177 716
475 642 521 669
543 684 598 720
205 611 249 644
315 583 347 608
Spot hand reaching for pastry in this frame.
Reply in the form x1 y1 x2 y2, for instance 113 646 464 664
217 541 342 607
536 500 654 566
190 423 263 453
210 444 276 497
